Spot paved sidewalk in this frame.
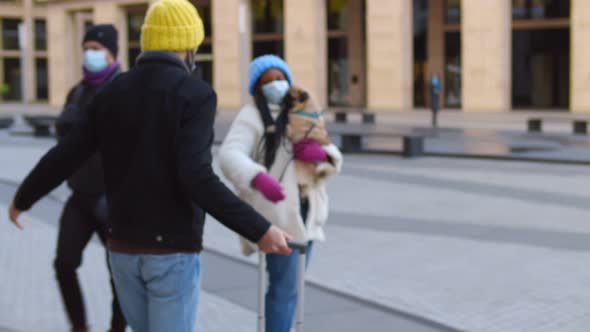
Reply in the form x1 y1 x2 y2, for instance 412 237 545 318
0 135 256 332
1 128 590 331
204 154 590 332
0 133 452 331
0 182 450 332
0 198 258 332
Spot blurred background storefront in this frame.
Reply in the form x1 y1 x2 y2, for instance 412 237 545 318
1 0 589 114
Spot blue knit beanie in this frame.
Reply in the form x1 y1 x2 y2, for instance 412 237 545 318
248 55 293 96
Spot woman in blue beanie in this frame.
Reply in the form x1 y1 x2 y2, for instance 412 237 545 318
219 55 343 332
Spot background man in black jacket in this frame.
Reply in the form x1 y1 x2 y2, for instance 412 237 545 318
8 0 291 331
52 24 126 332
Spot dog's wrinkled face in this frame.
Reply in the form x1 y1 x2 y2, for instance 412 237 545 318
283 87 309 113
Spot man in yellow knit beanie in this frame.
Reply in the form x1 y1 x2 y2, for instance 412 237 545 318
8 0 293 331
140 0 204 61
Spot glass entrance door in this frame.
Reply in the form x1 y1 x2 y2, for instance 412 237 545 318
327 0 366 108
511 0 570 110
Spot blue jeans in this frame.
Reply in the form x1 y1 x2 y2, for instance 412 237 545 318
108 251 201 332
265 242 313 332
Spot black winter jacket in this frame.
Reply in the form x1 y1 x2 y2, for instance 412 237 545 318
55 69 119 196
14 51 270 251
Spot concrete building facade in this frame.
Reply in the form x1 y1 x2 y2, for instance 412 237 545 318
0 0 587 113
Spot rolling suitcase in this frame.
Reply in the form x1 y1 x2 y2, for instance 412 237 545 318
258 241 308 332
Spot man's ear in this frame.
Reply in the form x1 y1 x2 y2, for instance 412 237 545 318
106 49 116 65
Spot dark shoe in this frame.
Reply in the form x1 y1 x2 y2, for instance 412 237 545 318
71 328 89 332
107 328 126 332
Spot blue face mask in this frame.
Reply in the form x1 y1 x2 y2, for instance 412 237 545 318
83 50 108 73
262 80 290 105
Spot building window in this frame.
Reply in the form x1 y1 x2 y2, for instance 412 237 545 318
512 0 569 20
2 19 21 50
35 58 48 100
193 0 213 85
512 0 569 109
327 0 349 31
413 0 428 107
327 0 366 107
127 6 147 68
2 58 21 101
512 29 569 109
327 0 348 107
443 1 461 108
35 19 49 101
84 20 93 33
252 0 283 34
0 17 47 102
252 0 284 57
444 32 461 108
194 44 213 84
127 12 143 42
328 37 348 106
445 0 460 24
34 19 46 51
195 0 212 38
253 41 283 59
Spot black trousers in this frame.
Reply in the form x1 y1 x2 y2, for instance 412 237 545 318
54 193 126 330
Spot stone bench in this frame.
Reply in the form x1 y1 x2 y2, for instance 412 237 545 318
0 117 14 130
573 120 588 134
332 109 376 124
339 132 424 157
24 115 57 137
527 118 589 135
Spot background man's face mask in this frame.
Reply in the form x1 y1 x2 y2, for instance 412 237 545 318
83 50 108 72
262 80 290 105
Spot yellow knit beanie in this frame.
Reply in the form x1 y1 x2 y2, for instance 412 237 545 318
141 0 204 51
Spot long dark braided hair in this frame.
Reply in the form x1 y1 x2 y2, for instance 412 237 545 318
253 84 290 169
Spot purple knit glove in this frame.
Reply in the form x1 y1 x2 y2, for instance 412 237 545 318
293 139 327 163
252 172 286 203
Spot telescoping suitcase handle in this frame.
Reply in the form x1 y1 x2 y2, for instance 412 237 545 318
286 240 308 253
258 241 308 332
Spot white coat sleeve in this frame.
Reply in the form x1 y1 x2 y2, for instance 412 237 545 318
315 143 343 180
218 106 268 195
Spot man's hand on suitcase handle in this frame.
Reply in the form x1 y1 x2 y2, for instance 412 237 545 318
258 225 293 255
